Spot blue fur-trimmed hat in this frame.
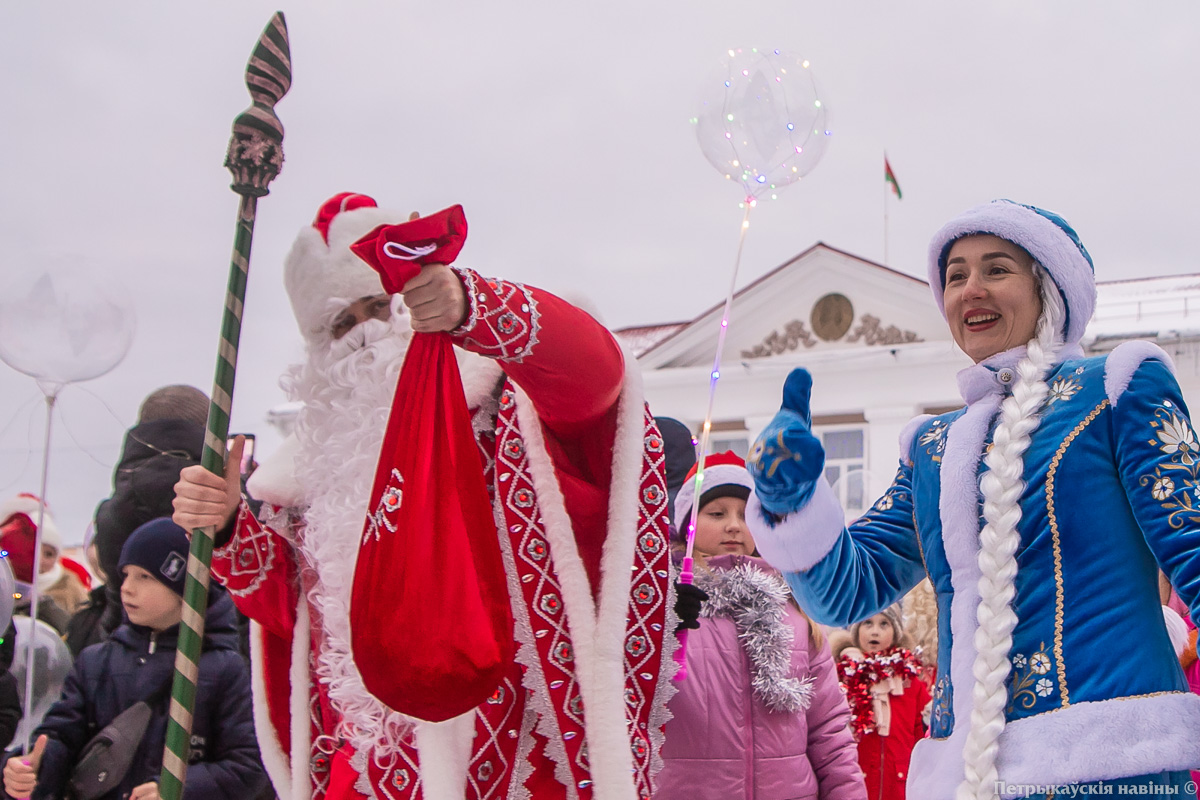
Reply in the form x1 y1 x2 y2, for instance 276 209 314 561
927 200 1096 347
119 517 189 597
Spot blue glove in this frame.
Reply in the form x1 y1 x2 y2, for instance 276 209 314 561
747 368 826 520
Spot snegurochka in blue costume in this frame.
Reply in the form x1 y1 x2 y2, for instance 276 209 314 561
745 200 1200 799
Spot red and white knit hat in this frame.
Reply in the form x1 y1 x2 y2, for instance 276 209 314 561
672 451 755 531
283 192 409 343
0 493 60 551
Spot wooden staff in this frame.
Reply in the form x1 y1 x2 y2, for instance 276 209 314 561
159 13 291 798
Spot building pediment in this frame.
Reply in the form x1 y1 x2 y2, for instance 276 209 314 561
629 243 950 369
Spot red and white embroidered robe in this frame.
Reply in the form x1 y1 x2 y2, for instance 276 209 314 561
211 269 676 800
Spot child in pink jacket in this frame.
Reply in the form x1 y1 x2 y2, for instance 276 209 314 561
658 453 865 800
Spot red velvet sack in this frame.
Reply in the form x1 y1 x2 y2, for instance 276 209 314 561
349 204 467 291
349 206 514 722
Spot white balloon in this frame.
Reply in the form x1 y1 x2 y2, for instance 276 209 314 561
693 48 832 200
0 262 135 395
9 616 73 750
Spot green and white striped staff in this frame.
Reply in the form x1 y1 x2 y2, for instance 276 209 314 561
159 13 291 798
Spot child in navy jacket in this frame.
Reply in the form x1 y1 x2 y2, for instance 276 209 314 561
3 518 267 800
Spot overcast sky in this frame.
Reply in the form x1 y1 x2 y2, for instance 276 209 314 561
2 1 1197 545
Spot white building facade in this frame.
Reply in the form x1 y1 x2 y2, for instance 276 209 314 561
615 243 1200 519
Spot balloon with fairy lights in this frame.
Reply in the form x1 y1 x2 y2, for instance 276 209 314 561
675 47 831 681
692 48 831 203
0 260 135 744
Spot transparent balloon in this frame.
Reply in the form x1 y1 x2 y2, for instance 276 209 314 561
693 48 831 200
0 261 136 397
9 616 73 750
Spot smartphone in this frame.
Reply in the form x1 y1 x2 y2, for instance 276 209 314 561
226 434 256 475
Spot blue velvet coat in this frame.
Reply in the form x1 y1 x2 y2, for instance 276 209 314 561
748 342 1200 798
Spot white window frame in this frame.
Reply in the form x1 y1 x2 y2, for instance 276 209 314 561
815 423 869 520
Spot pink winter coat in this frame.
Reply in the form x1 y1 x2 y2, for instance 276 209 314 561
657 555 866 800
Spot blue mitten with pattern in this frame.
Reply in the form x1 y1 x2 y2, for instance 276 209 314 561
747 368 826 521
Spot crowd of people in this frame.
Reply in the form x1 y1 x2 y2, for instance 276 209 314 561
0 195 1197 799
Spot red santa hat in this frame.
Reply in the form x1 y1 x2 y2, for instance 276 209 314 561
283 192 411 343
0 493 60 552
672 451 755 532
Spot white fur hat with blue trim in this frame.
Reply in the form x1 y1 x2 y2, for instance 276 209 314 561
927 200 1096 347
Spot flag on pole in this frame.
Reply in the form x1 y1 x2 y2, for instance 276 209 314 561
885 156 902 200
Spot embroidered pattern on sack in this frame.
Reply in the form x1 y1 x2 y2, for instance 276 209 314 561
362 468 404 544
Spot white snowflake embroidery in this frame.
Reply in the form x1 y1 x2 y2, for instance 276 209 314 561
1158 414 1198 466
1029 652 1051 675
1012 653 1027 669
1035 678 1054 697
1152 477 1176 501
1048 376 1081 404
874 495 894 512
919 423 947 446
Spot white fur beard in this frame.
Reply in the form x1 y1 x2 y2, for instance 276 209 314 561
286 311 422 763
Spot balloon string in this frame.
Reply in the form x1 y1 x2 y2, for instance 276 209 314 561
22 394 54 754
674 199 754 683
383 241 438 261
684 200 754 564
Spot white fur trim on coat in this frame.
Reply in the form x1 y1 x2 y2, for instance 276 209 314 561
746 478 847 574
1104 340 1176 407
249 600 312 800
246 434 304 509
415 712 477 800
912 692 1200 799
927 201 1096 346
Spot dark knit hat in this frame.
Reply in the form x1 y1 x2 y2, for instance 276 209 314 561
655 417 697 509
138 385 210 425
118 518 190 597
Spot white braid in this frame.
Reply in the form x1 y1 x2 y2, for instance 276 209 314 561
957 265 1065 800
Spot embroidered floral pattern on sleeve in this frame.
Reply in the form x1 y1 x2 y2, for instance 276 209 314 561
453 268 541 363
1140 401 1200 529
1007 641 1056 713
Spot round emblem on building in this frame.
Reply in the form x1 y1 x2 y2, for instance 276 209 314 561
810 293 854 341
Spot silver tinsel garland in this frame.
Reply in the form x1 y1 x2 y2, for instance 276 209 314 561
693 561 815 713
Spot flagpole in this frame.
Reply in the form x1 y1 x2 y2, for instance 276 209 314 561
883 171 889 266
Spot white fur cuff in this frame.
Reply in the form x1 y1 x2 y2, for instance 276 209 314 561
746 479 846 573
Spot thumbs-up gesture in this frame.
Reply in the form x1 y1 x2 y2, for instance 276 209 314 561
4 734 47 799
747 368 826 519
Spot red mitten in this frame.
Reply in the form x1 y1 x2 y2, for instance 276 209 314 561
350 204 468 293
350 331 514 722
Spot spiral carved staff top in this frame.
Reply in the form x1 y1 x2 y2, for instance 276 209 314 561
225 12 291 197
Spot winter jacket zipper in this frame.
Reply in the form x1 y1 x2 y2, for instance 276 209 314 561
148 631 158 655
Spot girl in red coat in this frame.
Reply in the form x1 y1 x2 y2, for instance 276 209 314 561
836 606 930 800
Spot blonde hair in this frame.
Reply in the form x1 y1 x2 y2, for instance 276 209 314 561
958 264 1065 800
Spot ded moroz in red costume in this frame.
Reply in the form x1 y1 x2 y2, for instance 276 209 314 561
210 193 677 800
